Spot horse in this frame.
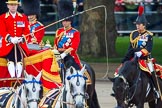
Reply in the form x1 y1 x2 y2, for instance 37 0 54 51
63 55 100 108
39 65 88 108
109 56 162 108
0 71 43 108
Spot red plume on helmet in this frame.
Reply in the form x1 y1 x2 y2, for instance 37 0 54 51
138 5 144 16
134 3 148 25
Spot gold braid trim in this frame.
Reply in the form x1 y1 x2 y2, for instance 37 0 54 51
6 94 14 108
50 51 60 72
130 31 140 48
52 92 60 108
24 49 60 72
42 69 61 83
43 87 50 95
0 58 7 66
146 30 153 36
141 49 149 56
138 62 150 73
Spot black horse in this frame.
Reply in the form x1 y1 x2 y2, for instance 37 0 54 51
63 55 100 108
109 57 162 108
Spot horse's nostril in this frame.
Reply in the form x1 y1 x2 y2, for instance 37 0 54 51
74 100 76 104
76 103 84 108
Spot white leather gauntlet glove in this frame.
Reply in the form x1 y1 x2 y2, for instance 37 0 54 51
10 37 19 44
60 53 67 59
135 51 142 57
17 37 24 43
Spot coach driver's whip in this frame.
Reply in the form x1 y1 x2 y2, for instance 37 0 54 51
8 5 109 79
26 5 109 79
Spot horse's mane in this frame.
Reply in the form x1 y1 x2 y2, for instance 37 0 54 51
118 58 138 78
63 54 80 70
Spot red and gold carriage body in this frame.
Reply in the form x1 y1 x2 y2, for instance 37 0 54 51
0 47 62 94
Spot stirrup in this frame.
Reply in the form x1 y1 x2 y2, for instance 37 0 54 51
153 88 160 99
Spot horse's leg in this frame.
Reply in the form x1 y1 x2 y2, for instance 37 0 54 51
91 89 100 108
155 98 162 108
136 103 144 108
148 100 156 108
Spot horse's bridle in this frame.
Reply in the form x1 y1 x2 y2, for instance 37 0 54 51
23 78 42 104
118 66 142 107
67 72 89 100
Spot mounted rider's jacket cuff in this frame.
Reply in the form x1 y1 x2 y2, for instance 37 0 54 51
21 35 26 43
64 47 73 54
141 49 149 56
5 34 11 43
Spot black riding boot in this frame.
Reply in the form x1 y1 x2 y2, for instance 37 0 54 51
149 76 160 99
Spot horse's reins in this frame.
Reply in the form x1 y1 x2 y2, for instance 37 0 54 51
4 5 107 107
13 44 23 88
126 67 141 104
39 86 75 108
119 62 141 106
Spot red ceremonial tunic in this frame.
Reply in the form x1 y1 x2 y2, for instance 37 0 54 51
28 21 45 44
0 12 30 57
54 27 81 67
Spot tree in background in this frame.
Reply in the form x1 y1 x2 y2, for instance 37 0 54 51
79 0 118 58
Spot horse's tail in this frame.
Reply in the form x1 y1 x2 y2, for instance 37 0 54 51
92 89 100 108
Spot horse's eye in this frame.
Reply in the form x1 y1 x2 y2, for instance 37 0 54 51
39 87 43 98
70 84 74 93
26 88 29 94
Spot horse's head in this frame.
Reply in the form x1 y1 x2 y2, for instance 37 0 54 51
113 57 140 108
112 76 129 108
66 65 88 108
23 72 43 108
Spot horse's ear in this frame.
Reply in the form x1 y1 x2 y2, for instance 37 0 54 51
35 72 42 81
80 65 86 75
108 77 115 82
70 66 74 74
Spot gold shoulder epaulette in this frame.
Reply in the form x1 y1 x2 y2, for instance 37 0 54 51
146 30 153 36
130 30 139 48
5 12 10 18
17 12 23 17
130 30 137 41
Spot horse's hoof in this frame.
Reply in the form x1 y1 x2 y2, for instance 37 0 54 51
110 93 115 97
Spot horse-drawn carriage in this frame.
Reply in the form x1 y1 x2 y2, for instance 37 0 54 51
0 44 61 93
0 44 100 108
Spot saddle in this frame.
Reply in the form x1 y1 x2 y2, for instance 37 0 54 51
138 59 162 79
83 70 92 85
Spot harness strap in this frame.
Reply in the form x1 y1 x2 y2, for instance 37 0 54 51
118 75 127 84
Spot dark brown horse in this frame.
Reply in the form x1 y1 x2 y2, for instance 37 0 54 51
109 57 162 108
